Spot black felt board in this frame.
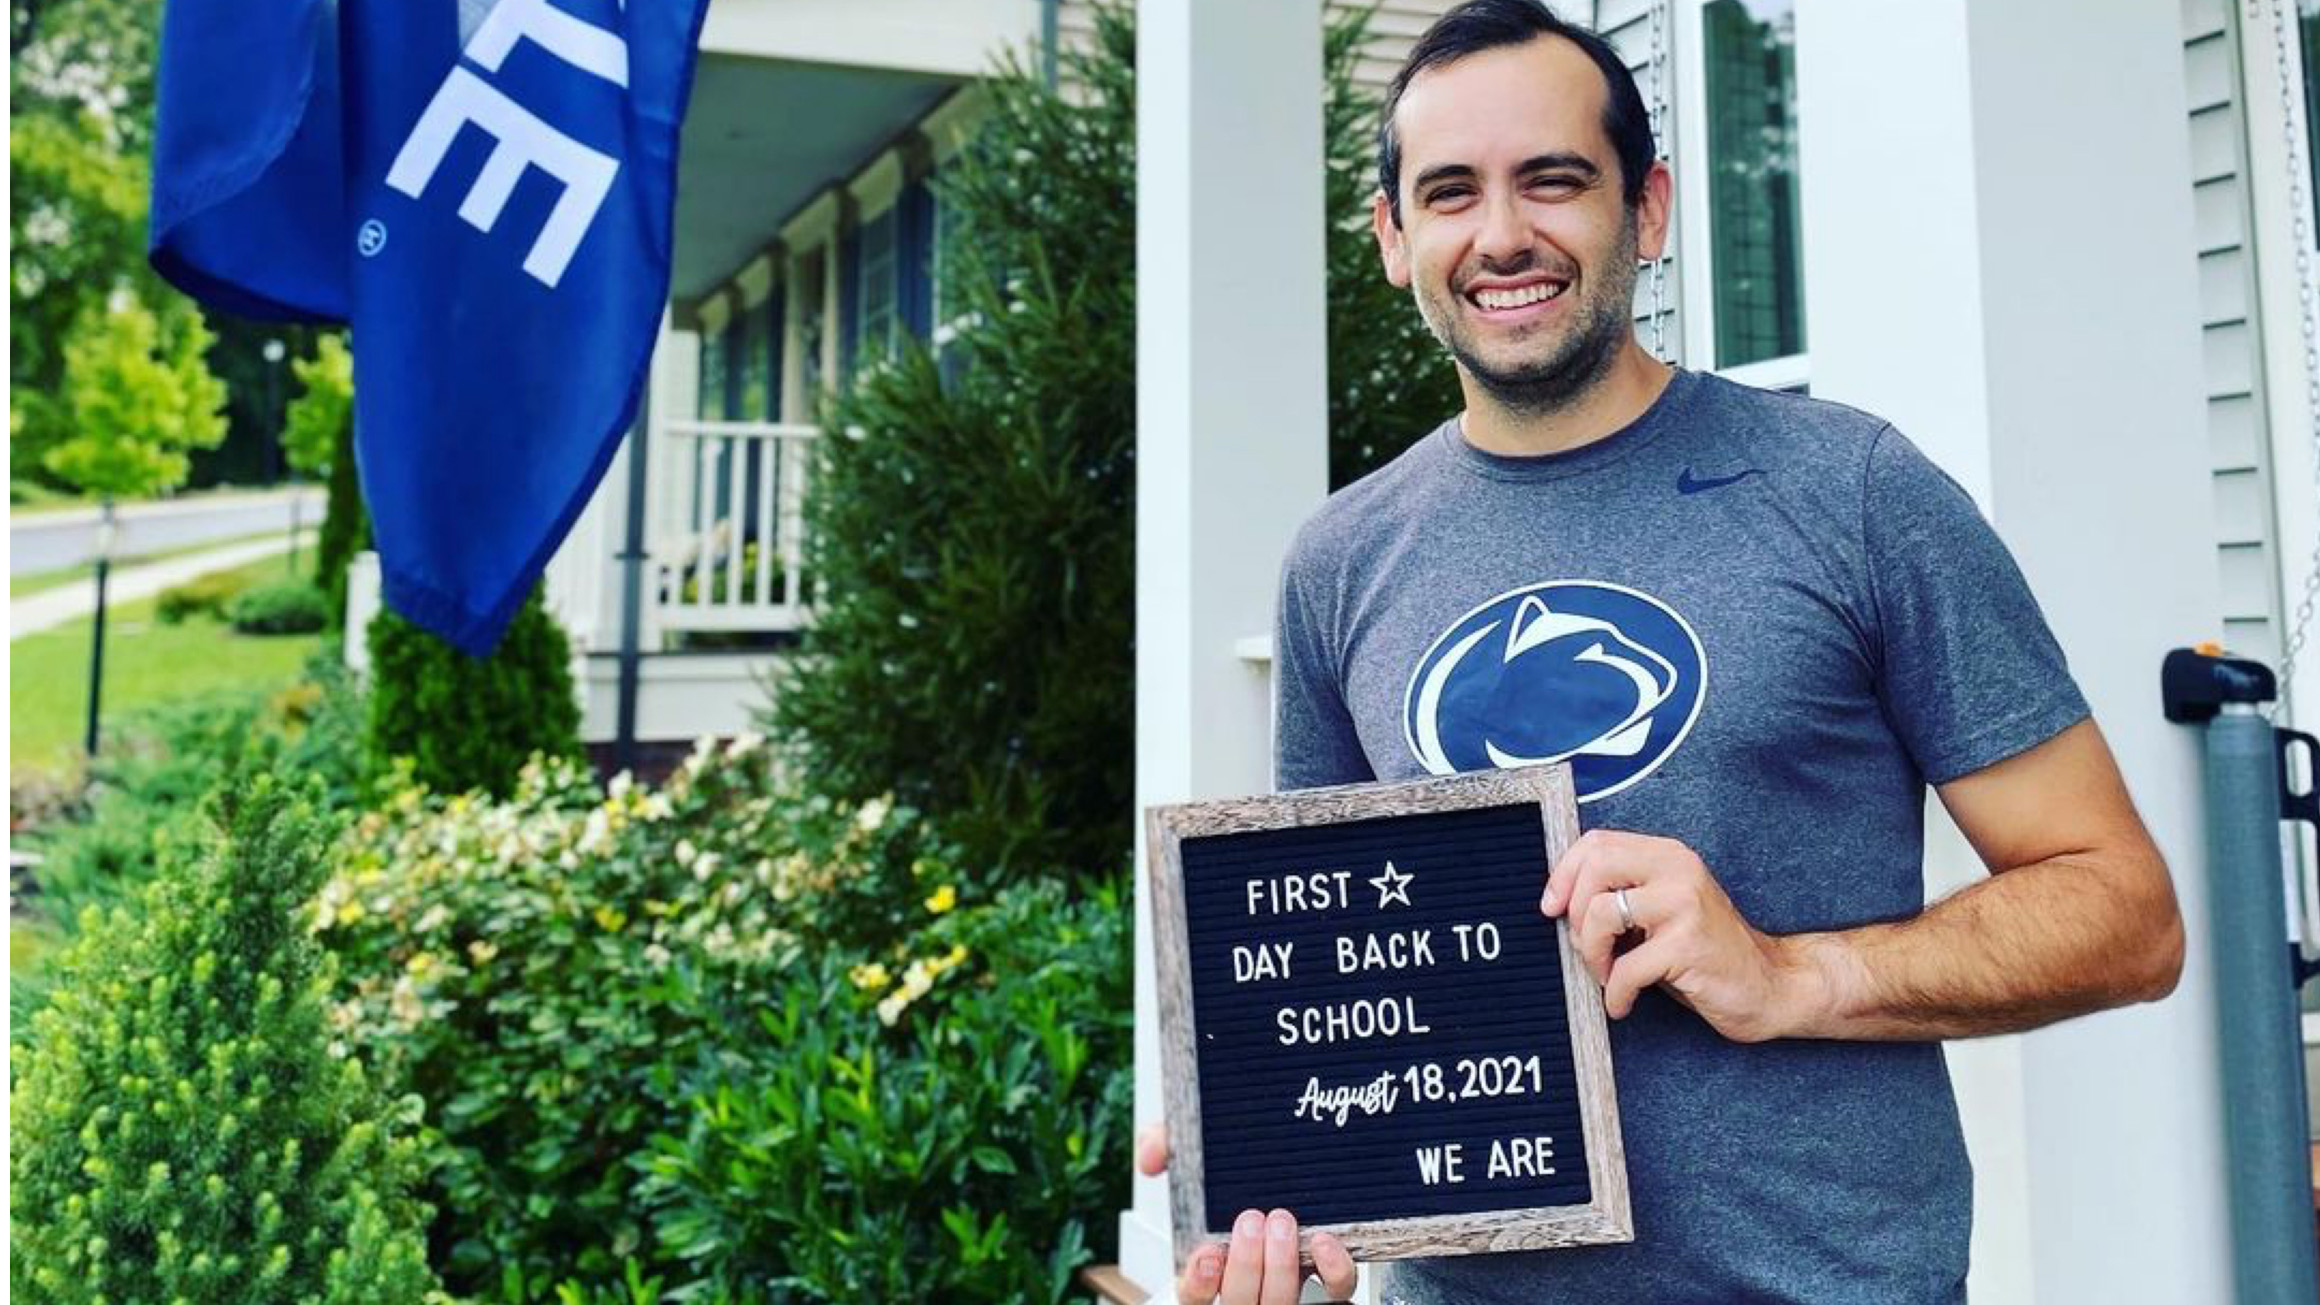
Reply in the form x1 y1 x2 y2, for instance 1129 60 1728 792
1179 802 1591 1229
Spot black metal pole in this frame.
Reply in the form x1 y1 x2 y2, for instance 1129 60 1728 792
83 498 115 759
614 393 652 774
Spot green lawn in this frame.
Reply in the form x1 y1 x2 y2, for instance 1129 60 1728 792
10 557 327 783
9 530 299 599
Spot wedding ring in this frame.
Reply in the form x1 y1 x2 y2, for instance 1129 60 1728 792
1613 887 1638 935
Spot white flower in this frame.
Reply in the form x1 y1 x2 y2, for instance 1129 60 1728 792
854 796 894 834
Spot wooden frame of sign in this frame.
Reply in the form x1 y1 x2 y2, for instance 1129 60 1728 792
1146 763 1629 1269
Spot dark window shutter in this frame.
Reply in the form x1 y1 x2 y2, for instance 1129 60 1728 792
899 177 936 341
838 224 861 379
765 287 785 420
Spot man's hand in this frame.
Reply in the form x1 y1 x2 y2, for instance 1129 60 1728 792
1135 1123 1360 1304
1541 829 1818 1043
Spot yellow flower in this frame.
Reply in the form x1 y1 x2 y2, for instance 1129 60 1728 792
849 962 893 993
923 885 957 915
466 939 499 965
592 905 627 933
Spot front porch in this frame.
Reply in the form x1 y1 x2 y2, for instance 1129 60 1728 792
543 2 1032 745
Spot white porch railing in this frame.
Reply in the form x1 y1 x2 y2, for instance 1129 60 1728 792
649 418 816 637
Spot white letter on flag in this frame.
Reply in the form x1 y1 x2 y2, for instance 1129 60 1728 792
384 65 618 288
467 0 630 87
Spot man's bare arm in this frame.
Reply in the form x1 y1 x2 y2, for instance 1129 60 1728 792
1776 718 2185 1040
1544 719 2185 1043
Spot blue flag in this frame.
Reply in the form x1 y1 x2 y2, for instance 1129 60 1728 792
151 0 711 654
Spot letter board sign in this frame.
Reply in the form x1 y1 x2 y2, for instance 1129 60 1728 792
1146 764 1629 1265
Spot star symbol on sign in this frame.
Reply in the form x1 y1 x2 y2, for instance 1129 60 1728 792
1370 861 1415 910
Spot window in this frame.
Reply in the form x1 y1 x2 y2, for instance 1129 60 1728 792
739 298 771 421
1677 0 1808 388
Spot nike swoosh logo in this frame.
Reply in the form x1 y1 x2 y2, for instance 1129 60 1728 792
1677 467 1766 495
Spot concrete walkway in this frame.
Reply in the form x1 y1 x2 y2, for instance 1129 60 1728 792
10 531 311 640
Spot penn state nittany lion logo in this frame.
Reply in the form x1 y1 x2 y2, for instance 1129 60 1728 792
1402 580 1706 803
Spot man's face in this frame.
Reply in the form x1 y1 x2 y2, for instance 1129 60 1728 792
1375 36 1670 413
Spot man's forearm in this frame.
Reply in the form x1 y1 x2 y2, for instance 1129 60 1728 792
1768 851 2185 1042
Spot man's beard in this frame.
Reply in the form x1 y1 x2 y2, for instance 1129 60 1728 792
1414 219 1641 419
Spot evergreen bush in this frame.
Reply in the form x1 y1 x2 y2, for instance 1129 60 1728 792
284 336 371 623
365 590 581 799
316 422 371 625
155 569 247 624
773 6 1138 878
9 773 440 1304
776 5 1454 876
11 665 372 1037
229 580 331 634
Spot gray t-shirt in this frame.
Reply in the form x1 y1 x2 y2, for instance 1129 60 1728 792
1273 369 2088 1304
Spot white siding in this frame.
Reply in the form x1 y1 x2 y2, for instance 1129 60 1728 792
1335 0 1454 92
2183 0 2286 666
1594 0 1682 360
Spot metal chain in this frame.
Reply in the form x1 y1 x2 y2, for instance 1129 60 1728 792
2256 0 2320 715
1648 0 1671 362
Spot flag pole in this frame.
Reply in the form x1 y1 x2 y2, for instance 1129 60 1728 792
613 392 651 774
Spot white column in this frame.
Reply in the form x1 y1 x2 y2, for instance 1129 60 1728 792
1125 0 1328 1293
1798 0 2230 1300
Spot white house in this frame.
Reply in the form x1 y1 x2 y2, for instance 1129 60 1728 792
530 0 2320 1300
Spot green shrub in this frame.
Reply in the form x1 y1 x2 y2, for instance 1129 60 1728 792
9 773 440 1304
640 878 1133 1304
365 589 580 799
317 413 370 624
320 738 1128 1303
12 665 373 1038
774 7 1137 880
322 740 954 1297
155 569 247 623
229 579 330 634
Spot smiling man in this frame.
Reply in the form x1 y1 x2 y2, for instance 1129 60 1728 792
1139 2 2185 1303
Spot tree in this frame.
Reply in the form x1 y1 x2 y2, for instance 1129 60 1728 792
10 0 167 493
773 6 1138 879
775 6 1449 879
1324 7 1465 488
44 294 228 498
9 774 441 1304
282 334 353 476
284 334 371 616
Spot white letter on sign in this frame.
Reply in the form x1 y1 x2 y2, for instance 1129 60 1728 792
385 65 618 288
467 0 630 87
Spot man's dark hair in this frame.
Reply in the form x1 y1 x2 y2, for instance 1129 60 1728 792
1376 0 1656 224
